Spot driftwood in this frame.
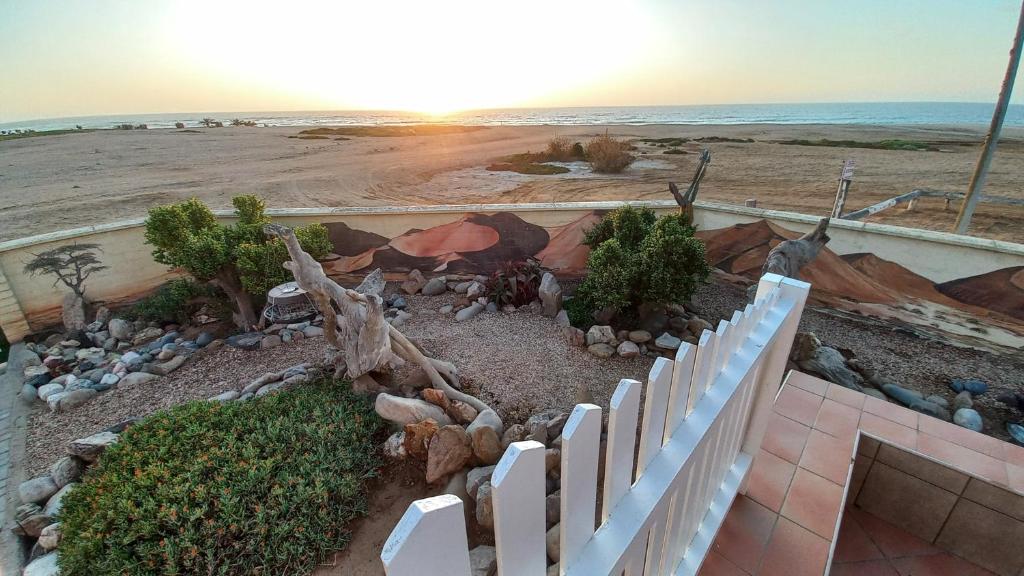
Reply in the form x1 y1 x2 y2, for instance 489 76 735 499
263 224 492 413
762 217 830 279
669 148 711 219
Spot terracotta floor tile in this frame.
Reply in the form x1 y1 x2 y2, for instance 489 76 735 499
756 517 829 576
858 414 917 451
712 496 777 573
833 511 885 563
863 396 918 429
890 552 998 576
916 433 1009 487
785 371 828 396
918 415 1007 460
745 449 796 513
774 385 823 427
826 383 866 410
799 429 855 486
762 413 810 464
698 550 750 576
1004 443 1024 468
812 398 861 440
829 559 899 576
846 507 942 559
1007 463 1024 495
780 468 844 540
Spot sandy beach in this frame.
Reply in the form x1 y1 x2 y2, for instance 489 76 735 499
2 123 1023 242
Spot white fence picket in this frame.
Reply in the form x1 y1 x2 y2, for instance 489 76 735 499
492 440 547 576
603 379 642 522
383 273 812 576
637 357 673 478
381 495 471 576
559 403 602 572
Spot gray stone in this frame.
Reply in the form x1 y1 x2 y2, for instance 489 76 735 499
422 277 448 296
402 269 428 294
23 552 59 576
46 392 68 412
20 383 37 404
546 523 560 562
454 281 472 294
585 325 616 346
19 476 58 504
654 333 682 350
62 292 87 332
59 388 98 411
383 431 407 459
439 304 454 314
628 330 652 343
953 408 983 432
546 491 560 527
50 456 83 488
476 482 494 529
255 382 285 396
467 465 496 500
132 326 164 346
587 343 615 358
467 409 504 437
69 431 119 461
953 390 973 411
209 390 240 402
149 354 186 376
469 545 497 576
120 371 159 387
455 302 484 322
617 341 640 358
261 335 282 349
37 383 64 401
554 309 570 327
196 332 214 347
302 325 324 338
924 394 949 408
375 393 452 427
226 332 263 350
908 398 950 421
108 318 134 340
38 522 61 551
881 383 925 407
687 317 713 335
99 372 120 387
539 273 563 317
43 483 74 517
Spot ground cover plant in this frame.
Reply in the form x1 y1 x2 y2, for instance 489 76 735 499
58 379 383 576
777 138 937 151
567 205 710 327
126 278 227 325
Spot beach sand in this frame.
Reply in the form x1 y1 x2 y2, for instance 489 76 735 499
1 124 1023 242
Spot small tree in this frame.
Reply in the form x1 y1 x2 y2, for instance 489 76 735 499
24 243 108 301
143 195 331 330
568 205 710 326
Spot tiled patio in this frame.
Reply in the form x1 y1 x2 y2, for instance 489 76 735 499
701 371 1024 576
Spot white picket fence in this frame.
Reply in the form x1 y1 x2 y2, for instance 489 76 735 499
381 273 811 576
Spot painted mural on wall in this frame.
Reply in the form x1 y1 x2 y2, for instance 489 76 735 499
321 212 1024 331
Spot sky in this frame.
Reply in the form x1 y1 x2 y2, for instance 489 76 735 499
0 0 1022 122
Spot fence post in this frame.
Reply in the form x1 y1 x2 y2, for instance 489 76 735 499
381 495 472 576
603 379 642 522
739 275 810 485
493 440 547 576
559 403 602 573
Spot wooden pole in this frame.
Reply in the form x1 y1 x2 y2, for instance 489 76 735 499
831 159 855 218
954 0 1024 234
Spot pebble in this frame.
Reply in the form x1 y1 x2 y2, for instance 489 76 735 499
439 304 454 314
587 343 615 358
422 277 448 296
617 341 640 358
455 302 484 322
953 408 983 432
953 390 973 411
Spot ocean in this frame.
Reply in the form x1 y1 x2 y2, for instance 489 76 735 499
3 102 1023 132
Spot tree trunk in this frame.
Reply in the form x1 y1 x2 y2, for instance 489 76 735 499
211 267 259 331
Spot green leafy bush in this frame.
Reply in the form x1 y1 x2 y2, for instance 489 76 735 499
58 379 383 576
126 278 223 324
235 224 331 296
571 206 710 326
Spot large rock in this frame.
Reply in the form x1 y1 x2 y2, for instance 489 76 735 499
23 552 59 576
426 425 473 483
476 482 494 528
501 424 528 450
554 309 571 327
119 371 159 387
455 302 484 322
448 400 479 424
43 483 74 517
50 456 83 488
654 333 681 351
546 524 560 562
617 341 640 358
14 503 53 537
403 419 440 460
36 383 64 401
950 378 988 396
19 476 58 504
953 390 974 411
375 393 452 427
132 326 164 346
59 388 97 411
108 318 134 341
471 426 503 465
628 330 652 344
402 269 428 295
38 522 61 551
539 273 562 317
422 276 448 296
148 354 186 376
587 343 615 358
62 292 87 333
467 409 504 438
469 545 497 576
586 325 616 346
561 326 585 347
383 431 407 459
68 431 119 461
954 408 983 432
467 465 496 500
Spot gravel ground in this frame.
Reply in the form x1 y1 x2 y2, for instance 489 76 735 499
24 278 1024 476
693 279 1024 443
25 337 330 476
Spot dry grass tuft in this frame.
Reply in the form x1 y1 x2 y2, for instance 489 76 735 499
586 134 635 173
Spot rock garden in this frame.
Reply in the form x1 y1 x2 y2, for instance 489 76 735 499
7 198 1024 576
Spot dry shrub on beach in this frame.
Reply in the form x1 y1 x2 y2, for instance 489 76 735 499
586 134 635 173
546 136 575 161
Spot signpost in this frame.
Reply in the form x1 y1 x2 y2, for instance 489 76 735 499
831 159 855 218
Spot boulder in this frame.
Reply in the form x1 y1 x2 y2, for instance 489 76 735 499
59 388 97 411
19 476 58 504
654 333 681 351
628 330 652 343
467 465 496 500
196 332 214 347
924 395 949 409
471 426 503 465
62 292 87 333
467 409 504 437
403 419 440 460
546 491 560 527
617 341 640 358
402 269 428 295
555 309 571 327
38 522 61 551
561 326 586 347
954 408 983 432
687 317 713 335
37 383 64 401
546 524 560 562
43 483 74 517
261 335 282 349
255 382 285 396
585 325 616 346
99 373 120 388
466 281 486 300
226 332 263 350
23 552 59 576
950 378 987 396
953 391 973 411
50 456 83 488
119 371 159 387
501 424 528 450
908 398 950 421
14 503 53 537
422 276 448 296
455 302 484 322
448 400 479 424
46 392 68 412
588 343 616 358
69 431 119 461
882 383 925 407
302 325 324 338
539 273 562 317
476 482 494 529
108 318 134 340
426 425 473 483
469 545 497 576
132 326 164 346
148 354 186 376
376 393 452 427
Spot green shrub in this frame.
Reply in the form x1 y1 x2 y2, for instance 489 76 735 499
58 379 383 576
235 224 332 296
126 278 222 324
572 206 709 326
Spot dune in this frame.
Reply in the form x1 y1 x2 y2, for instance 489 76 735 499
937 266 1024 321
536 212 603 274
389 216 500 257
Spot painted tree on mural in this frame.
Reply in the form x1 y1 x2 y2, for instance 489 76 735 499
24 243 108 301
143 195 332 330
